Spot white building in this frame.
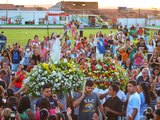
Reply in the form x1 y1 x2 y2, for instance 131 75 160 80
0 10 66 25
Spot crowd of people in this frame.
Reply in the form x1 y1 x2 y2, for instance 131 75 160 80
0 23 160 120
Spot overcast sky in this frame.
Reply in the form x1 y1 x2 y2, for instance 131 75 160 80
0 0 160 9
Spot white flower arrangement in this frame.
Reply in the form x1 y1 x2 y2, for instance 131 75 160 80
25 60 85 97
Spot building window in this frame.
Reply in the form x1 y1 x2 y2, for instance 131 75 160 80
60 16 66 21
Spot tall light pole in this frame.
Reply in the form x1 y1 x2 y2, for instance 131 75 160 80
82 3 86 15
6 0 8 24
152 7 157 26
139 8 141 18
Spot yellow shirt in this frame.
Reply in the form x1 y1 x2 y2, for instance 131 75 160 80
132 40 139 45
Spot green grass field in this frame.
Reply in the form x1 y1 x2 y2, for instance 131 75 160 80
0 28 156 47
0 28 117 47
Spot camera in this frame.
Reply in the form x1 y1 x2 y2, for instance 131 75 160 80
10 111 16 120
12 105 17 112
2 98 7 108
143 107 154 119
2 98 6 103
12 71 15 77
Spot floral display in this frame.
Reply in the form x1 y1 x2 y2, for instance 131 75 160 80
83 58 128 90
24 60 85 97
24 57 128 97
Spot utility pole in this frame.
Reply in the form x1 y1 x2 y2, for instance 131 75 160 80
152 7 157 26
6 0 8 24
139 8 140 18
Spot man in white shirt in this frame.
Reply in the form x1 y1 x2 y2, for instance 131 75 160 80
126 80 141 120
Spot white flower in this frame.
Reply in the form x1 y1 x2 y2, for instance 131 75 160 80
37 92 40 96
95 64 102 69
44 71 47 74
61 81 64 83
36 92 39 96
57 72 62 77
23 78 29 85
32 66 37 70
41 82 45 85
55 79 58 82
87 63 91 68
38 69 42 73
52 71 56 76
69 76 73 79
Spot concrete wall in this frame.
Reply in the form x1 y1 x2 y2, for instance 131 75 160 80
117 18 160 27
0 10 64 25
1 10 160 27
147 19 160 26
117 18 146 27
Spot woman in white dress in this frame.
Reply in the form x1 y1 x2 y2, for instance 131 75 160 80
93 33 105 61
50 29 67 63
